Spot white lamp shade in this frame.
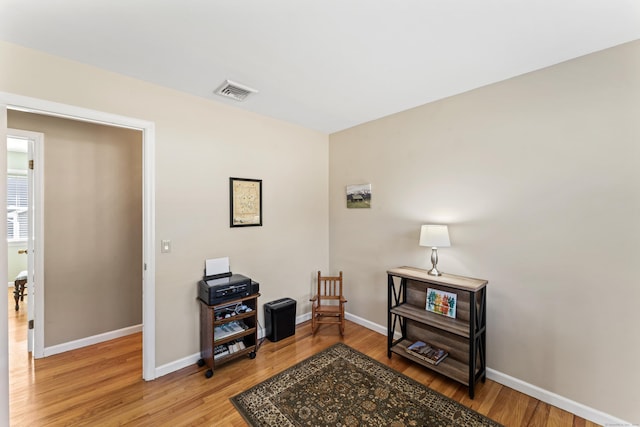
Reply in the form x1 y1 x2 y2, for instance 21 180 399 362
419 225 450 248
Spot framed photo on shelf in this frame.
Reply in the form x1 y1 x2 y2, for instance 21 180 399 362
229 177 262 227
426 288 457 319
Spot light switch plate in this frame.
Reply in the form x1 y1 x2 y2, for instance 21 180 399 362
161 240 171 253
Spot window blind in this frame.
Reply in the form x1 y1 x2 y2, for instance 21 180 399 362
7 174 28 241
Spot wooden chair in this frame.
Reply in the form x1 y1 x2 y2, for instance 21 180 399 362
14 270 28 311
310 271 347 335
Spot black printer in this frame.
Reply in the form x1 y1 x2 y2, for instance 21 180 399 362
198 272 259 306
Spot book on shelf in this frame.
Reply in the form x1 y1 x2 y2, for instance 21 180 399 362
406 340 448 365
213 344 229 360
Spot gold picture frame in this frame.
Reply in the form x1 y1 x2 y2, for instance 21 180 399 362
230 177 262 227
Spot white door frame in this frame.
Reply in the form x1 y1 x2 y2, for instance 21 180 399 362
0 92 156 382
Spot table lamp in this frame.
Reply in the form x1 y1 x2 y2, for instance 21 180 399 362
419 224 450 276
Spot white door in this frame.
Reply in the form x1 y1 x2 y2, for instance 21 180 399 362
26 136 35 352
8 129 44 357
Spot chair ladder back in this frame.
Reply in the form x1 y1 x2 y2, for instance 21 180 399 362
317 271 343 303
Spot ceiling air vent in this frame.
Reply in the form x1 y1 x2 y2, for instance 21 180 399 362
214 79 258 102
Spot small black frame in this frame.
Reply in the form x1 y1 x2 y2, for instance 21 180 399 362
229 177 262 227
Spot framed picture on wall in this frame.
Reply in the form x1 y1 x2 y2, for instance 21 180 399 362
230 177 262 227
346 183 371 208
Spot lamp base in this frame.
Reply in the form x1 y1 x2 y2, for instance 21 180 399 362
428 247 443 276
427 267 442 276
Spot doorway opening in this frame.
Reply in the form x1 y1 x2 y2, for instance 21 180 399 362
8 111 145 363
1 92 156 384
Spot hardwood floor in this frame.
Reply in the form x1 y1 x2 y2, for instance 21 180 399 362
7 290 599 426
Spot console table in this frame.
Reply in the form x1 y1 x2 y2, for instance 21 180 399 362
387 266 488 398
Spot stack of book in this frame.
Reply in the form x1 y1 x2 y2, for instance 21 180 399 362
406 340 448 365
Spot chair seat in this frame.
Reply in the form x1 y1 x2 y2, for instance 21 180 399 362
315 305 342 314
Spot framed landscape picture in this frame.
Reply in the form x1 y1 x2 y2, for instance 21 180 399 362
230 177 262 227
346 183 371 208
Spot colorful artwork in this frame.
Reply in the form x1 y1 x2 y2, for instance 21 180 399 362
426 288 457 319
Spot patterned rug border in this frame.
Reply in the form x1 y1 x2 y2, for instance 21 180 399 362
231 342 502 426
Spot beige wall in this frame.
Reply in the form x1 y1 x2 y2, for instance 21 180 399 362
8 110 143 346
329 40 640 422
0 41 329 365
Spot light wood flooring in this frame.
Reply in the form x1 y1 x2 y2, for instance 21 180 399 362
7 289 599 426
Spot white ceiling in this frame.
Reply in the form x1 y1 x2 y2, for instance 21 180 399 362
1 0 639 134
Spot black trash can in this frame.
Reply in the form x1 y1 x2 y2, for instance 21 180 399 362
264 298 297 342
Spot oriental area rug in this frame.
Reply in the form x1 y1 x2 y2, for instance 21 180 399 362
231 343 502 427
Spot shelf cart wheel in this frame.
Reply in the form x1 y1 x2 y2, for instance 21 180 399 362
205 369 213 378
197 358 205 367
249 351 256 359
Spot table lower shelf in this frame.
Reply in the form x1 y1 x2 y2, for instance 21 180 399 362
390 339 476 386
213 344 257 367
213 327 257 346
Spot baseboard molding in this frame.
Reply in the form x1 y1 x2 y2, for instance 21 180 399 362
156 312 312 379
156 352 202 378
154 310 627 425
296 312 311 324
486 369 629 426
43 324 142 357
345 311 387 335
344 312 627 425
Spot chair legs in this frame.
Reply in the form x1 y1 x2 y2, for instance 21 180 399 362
310 310 345 336
14 279 27 311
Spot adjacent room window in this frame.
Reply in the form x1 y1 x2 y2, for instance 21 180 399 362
7 173 28 242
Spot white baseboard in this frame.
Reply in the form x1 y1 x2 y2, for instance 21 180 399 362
156 313 312 379
345 312 386 335
43 324 142 357
156 352 202 378
154 310 628 425
296 312 311 324
343 312 628 426
486 368 630 426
